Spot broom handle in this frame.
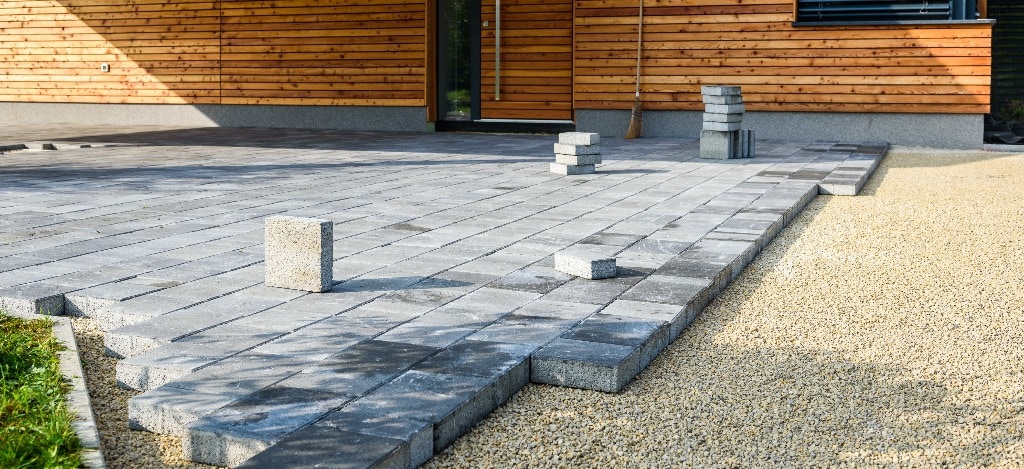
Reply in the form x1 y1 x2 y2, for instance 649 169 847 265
634 1 643 98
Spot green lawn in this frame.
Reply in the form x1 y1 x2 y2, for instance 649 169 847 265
0 313 83 468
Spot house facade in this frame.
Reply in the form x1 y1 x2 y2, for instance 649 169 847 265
0 1 1002 148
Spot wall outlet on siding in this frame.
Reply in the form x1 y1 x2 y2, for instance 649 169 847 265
100 63 110 73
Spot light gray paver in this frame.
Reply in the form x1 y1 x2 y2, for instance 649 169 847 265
0 126 886 468
554 245 618 280
264 216 333 292
0 282 65 316
531 338 641 393
553 143 601 156
557 132 600 146
549 162 596 175
554 153 602 166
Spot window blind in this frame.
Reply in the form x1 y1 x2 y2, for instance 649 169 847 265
796 0 977 22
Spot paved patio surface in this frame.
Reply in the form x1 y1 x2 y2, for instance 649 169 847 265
0 126 884 467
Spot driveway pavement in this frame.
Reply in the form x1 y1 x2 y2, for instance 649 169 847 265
0 126 883 467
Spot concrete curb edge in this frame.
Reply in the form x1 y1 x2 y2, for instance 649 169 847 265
52 316 107 469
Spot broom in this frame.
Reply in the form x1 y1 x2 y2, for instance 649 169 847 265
624 0 644 139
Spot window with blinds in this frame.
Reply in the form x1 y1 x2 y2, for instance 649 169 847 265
796 0 978 23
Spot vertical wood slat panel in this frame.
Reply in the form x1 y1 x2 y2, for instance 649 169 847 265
480 0 574 120
574 0 993 114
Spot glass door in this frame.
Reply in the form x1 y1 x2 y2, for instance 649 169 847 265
437 0 480 121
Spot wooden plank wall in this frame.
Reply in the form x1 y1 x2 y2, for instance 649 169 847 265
220 0 425 106
574 0 993 114
0 0 427 107
0 0 221 104
481 0 573 120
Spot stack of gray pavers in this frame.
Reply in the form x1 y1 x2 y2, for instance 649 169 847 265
700 85 755 160
550 132 601 175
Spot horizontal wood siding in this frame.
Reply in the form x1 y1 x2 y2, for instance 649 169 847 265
0 0 221 104
0 0 427 106
481 0 573 120
220 0 425 106
574 0 993 114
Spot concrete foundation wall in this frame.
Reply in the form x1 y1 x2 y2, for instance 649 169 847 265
577 109 984 150
1 103 429 132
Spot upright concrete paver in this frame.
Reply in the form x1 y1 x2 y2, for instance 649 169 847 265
0 126 885 467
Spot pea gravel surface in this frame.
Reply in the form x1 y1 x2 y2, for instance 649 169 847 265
425 148 1024 468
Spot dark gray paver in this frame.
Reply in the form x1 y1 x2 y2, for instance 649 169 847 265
0 126 885 467
184 386 354 467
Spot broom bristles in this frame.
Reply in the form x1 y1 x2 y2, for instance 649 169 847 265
624 95 643 139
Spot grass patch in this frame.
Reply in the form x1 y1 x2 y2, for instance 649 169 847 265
0 313 83 468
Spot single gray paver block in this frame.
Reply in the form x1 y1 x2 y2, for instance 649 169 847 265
554 153 602 166
343 370 495 453
489 267 572 294
236 424 409 469
116 346 222 392
704 103 745 114
129 385 239 436
549 163 596 175
531 338 641 393
553 142 601 156
701 85 742 96
318 409 434 468
264 216 333 292
184 385 353 467
702 94 743 105
562 313 670 370
700 129 740 160
703 112 744 123
65 282 163 317
702 121 743 132
741 129 756 158
558 132 600 146
281 340 440 396
554 247 617 280
415 340 533 405
0 283 65 316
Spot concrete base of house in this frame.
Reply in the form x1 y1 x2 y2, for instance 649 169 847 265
0 103 429 132
576 109 984 150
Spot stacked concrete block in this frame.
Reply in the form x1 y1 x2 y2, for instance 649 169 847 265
551 132 601 175
554 246 617 280
264 216 333 293
700 86 755 160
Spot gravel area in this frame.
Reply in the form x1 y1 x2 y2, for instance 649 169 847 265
425 148 1024 467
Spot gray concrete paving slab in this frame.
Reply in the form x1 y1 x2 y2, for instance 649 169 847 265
0 125 885 467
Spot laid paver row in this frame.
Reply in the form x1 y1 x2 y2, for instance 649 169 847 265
0 129 885 468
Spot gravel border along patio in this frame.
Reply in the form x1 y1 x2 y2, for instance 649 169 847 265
425 147 1024 467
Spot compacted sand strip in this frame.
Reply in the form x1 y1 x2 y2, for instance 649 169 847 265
424 148 1024 467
